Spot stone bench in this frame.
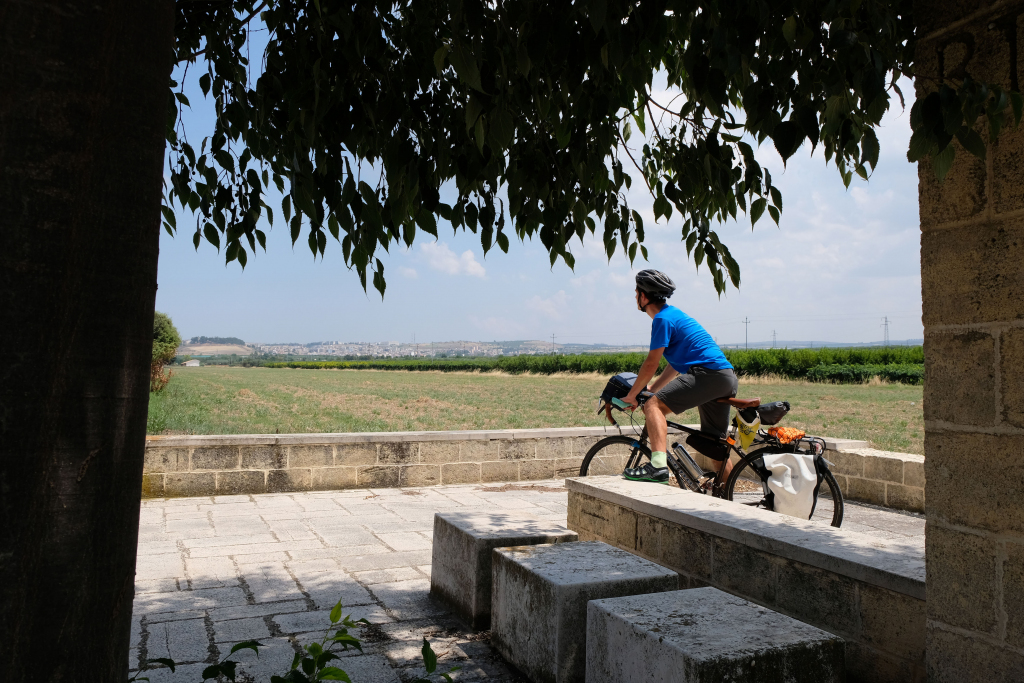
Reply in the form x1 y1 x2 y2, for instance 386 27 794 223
588 587 845 683
567 476 926 682
491 540 678 683
429 512 578 629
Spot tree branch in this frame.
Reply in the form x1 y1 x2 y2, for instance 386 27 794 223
176 1 269 65
616 128 653 194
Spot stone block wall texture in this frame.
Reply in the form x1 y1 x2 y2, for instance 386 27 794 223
143 428 911 503
568 488 925 683
917 2 1024 680
142 427 621 498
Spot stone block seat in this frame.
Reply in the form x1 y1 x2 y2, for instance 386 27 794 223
491 540 678 683
587 587 845 683
429 511 578 629
567 476 926 682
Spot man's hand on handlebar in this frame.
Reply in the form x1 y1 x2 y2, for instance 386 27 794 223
622 387 653 410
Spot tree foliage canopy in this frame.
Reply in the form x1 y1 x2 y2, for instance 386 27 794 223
152 312 182 392
167 0 1020 296
153 312 182 364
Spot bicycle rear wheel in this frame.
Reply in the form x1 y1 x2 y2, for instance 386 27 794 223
579 435 691 490
723 446 844 527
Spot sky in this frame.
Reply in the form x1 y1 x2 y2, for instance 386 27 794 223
158 48 921 348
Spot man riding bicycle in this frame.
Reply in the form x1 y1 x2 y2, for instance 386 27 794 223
621 270 739 485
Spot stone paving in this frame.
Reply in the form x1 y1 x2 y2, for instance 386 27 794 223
131 480 925 682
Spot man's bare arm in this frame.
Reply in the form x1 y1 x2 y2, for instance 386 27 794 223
648 364 678 393
624 348 665 406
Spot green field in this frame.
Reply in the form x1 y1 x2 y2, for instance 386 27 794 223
148 367 924 454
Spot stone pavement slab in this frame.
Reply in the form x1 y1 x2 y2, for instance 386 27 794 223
131 480 923 682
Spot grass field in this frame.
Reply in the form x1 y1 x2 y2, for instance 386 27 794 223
148 367 924 453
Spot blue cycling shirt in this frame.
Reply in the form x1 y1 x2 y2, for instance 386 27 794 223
650 305 733 374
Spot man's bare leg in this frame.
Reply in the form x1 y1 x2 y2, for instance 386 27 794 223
642 396 673 453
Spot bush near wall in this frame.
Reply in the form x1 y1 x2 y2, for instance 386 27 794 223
261 347 924 384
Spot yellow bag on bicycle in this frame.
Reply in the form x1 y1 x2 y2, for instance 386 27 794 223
732 408 761 450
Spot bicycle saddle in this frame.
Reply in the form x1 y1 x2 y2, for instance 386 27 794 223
715 396 761 409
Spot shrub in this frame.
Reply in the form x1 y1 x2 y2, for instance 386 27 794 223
151 312 181 393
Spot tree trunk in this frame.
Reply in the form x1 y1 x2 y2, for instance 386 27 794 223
0 1 174 679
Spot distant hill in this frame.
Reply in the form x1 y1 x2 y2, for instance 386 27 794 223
177 343 253 356
189 336 245 345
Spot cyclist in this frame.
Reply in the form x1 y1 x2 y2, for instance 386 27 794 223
621 270 739 485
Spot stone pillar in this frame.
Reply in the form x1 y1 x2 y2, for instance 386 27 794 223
917 2 1024 680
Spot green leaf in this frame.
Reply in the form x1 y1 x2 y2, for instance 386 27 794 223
488 108 515 150
767 205 780 225
932 143 956 182
301 656 316 676
415 210 438 237
771 121 802 163
204 224 221 250
474 117 486 154
202 664 223 680
769 187 782 210
199 73 211 96
319 667 353 682
174 92 191 107
433 44 449 74
1011 91 1024 126
782 16 798 47
230 640 263 656
516 44 531 76
955 127 986 160
861 127 880 170
448 43 484 93
373 260 386 297
421 639 437 674
330 601 342 624
465 94 484 132
750 198 767 225
496 231 510 253
144 658 176 673
906 129 933 163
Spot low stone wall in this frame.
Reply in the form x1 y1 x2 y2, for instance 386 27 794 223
143 428 923 511
142 427 623 498
826 448 925 513
566 477 926 683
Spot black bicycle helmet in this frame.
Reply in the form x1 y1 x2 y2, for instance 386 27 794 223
635 269 676 300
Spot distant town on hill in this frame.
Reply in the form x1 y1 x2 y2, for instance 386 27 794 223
177 337 923 358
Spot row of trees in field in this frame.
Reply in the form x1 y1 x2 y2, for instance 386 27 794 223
260 346 925 384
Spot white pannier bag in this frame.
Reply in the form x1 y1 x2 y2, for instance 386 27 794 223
760 451 818 519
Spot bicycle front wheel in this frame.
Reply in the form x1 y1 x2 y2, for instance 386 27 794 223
579 436 691 490
724 447 844 527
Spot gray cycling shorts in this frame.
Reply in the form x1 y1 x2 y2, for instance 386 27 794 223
655 366 739 438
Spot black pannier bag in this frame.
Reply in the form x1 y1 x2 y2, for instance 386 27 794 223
598 372 637 410
756 401 791 425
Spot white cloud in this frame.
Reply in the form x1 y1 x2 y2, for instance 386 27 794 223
570 269 634 289
398 267 418 279
420 242 486 278
526 290 570 319
469 315 527 337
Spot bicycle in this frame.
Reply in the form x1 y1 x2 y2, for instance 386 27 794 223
579 390 844 527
